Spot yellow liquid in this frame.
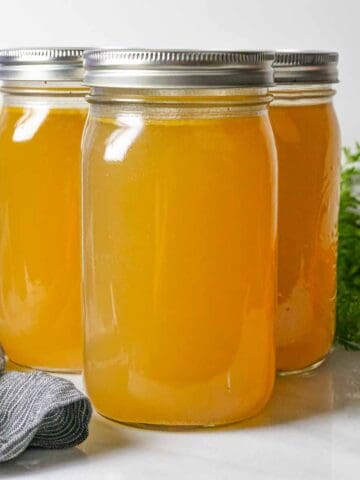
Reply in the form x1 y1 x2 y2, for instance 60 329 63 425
0 104 87 370
83 108 277 426
270 101 340 372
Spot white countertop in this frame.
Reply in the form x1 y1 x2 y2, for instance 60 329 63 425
2 347 360 480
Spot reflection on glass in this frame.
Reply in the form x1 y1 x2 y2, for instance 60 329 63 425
104 115 143 162
13 107 49 142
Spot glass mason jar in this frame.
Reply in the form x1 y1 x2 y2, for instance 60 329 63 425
0 48 88 371
82 49 277 427
270 51 341 374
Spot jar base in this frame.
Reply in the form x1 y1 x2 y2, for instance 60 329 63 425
97 410 256 431
8 359 81 374
277 355 327 377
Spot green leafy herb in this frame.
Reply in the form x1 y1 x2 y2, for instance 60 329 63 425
336 144 360 349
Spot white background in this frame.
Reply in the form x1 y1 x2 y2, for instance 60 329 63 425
0 0 358 146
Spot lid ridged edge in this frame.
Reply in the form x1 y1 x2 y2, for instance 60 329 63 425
273 50 339 84
0 48 86 62
83 49 275 88
0 47 87 82
85 49 274 66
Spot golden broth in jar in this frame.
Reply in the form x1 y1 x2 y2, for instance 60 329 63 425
270 51 341 374
0 105 87 370
82 49 277 427
0 48 87 371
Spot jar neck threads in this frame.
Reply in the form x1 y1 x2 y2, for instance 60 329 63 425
87 87 272 120
270 84 336 107
0 81 88 109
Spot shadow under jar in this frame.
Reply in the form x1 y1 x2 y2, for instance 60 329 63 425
270 52 341 375
0 48 88 371
82 49 278 427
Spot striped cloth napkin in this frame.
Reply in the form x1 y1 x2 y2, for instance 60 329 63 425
0 348 92 463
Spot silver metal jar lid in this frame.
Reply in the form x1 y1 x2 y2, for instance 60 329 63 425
0 47 87 82
83 49 275 88
273 51 339 84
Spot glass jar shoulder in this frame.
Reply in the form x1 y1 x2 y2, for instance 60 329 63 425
270 98 340 147
83 103 276 164
0 100 88 146
270 84 340 138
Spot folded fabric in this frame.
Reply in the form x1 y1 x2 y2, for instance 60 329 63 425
0 369 92 462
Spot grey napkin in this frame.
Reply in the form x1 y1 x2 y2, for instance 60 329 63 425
0 362 92 462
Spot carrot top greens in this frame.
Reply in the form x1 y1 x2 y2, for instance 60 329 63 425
336 144 360 349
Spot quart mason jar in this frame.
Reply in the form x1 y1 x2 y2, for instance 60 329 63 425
82 49 277 427
270 52 341 374
0 48 88 371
